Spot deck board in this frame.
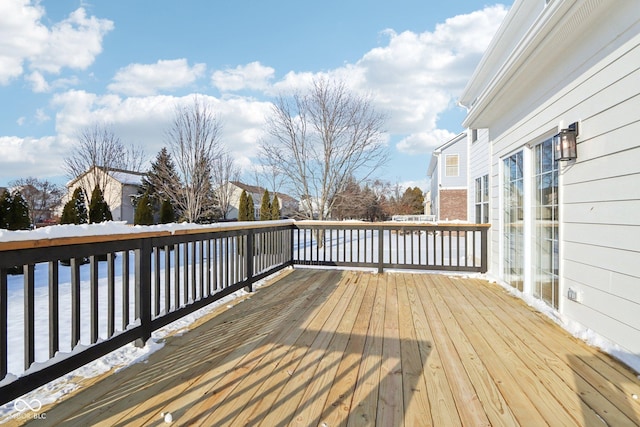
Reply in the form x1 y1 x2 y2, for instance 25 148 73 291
10 269 640 426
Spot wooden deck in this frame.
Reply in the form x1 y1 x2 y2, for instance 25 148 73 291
15 269 640 426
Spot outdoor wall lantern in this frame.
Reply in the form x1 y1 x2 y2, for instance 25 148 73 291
554 122 578 161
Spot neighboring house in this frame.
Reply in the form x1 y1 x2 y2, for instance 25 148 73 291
459 0 640 358
423 190 431 216
64 166 145 224
225 181 298 220
427 132 468 222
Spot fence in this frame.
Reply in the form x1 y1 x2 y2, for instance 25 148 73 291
0 220 488 404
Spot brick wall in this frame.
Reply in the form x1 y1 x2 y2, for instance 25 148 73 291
439 189 467 221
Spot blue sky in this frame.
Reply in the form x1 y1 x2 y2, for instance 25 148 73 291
0 0 512 190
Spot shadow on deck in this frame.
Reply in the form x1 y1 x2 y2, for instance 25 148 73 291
12 269 640 426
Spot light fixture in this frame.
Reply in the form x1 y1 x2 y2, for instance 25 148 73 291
554 122 578 161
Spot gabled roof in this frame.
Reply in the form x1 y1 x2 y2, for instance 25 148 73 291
67 166 145 188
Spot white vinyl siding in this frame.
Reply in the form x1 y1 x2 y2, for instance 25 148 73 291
484 27 640 356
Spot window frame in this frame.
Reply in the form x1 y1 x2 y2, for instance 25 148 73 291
445 154 459 177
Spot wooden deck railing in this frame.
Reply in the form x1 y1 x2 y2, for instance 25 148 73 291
0 220 488 405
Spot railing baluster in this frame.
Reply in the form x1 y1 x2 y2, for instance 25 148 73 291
24 264 35 370
199 240 204 299
71 258 81 349
190 241 196 301
0 268 7 379
418 230 422 266
212 238 218 291
183 243 188 303
174 244 180 307
90 256 99 344
224 237 233 288
122 251 130 330
164 246 171 313
49 261 59 358
154 247 161 316
107 253 115 338
206 240 211 296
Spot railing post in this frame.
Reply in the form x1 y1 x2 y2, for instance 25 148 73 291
290 225 295 266
481 226 489 273
245 230 254 293
135 240 152 347
378 226 384 274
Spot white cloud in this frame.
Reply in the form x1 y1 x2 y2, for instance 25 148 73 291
30 8 114 74
26 71 50 92
0 1 112 86
0 0 48 84
264 5 508 154
211 62 275 92
396 129 457 155
0 136 62 178
48 91 272 174
109 59 206 96
35 109 50 123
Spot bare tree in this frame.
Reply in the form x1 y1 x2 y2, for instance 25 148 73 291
211 151 240 220
64 124 145 200
250 161 287 198
261 77 388 224
9 177 64 225
162 96 223 223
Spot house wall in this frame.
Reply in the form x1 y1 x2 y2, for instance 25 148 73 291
117 184 138 223
429 166 439 220
439 189 467 222
487 27 640 355
468 129 491 222
440 137 468 188
429 133 468 222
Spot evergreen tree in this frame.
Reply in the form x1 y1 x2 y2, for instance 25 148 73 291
1 190 31 274
260 189 271 221
159 199 175 224
59 187 89 265
0 190 10 229
238 190 248 221
246 194 255 221
88 185 112 223
8 191 31 230
271 195 281 220
140 147 182 218
61 187 88 225
134 193 154 225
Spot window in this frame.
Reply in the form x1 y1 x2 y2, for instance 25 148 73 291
471 129 478 142
533 138 559 308
475 174 489 223
445 154 459 177
503 151 524 291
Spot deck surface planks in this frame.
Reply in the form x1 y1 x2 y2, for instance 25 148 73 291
12 269 640 427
